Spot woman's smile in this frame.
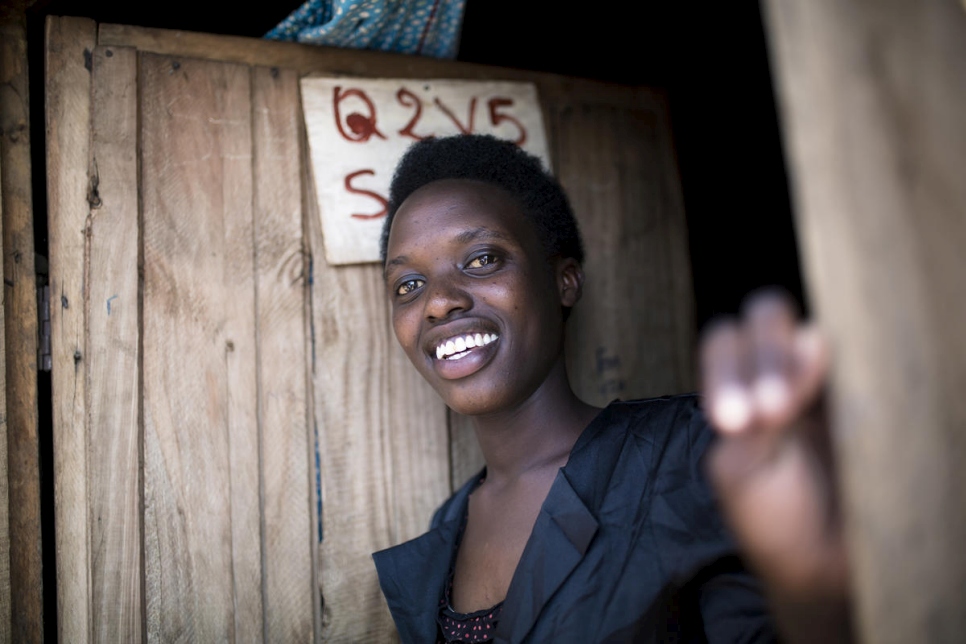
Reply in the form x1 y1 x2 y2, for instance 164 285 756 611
430 329 501 380
435 331 499 361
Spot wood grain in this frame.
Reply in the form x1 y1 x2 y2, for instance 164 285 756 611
303 137 399 642
64 22 699 644
385 319 450 546
140 52 262 642
251 64 315 642
87 45 141 643
0 101 10 642
551 97 695 406
0 17 38 641
45 15 96 644
762 0 966 641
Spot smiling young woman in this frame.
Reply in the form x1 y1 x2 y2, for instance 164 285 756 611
372 135 847 643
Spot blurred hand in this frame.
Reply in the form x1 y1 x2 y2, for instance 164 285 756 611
700 289 851 641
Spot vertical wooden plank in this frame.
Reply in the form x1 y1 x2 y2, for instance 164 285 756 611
0 123 10 642
88 45 141 643
251 65 315 642
0 16 35 642
298 109 324 644
304 156 398 641
140 52 262 642
45 15 96 644
551 98 695 406
761 1 966 641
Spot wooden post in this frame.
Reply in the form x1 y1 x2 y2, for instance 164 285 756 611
0 10 41 641
761 1 966 641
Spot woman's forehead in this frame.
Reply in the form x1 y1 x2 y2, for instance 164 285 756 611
389 179 534 244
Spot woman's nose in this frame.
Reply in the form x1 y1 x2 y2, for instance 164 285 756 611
424 278 472 322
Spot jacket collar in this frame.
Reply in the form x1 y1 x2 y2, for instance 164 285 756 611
495 403 629 643
374 403 631 643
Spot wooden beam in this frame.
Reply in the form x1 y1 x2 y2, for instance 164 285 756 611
96 23 659 108
139 51 262 641
762 1 966 641
251 64 316 642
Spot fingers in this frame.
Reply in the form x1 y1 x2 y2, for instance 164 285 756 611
745 290 798 427
701 289 828 436
701 319 753 433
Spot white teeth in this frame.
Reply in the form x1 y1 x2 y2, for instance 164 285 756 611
434 332 499 360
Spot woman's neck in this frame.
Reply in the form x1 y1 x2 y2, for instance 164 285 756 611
470 362 601 485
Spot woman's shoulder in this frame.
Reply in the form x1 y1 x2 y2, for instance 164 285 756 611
581 393 713 456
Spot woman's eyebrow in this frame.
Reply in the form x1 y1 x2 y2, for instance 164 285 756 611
455 227 511 244
384 255 409 278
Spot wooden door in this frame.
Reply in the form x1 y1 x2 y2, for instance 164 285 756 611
762 0 966 640
46 16 694 642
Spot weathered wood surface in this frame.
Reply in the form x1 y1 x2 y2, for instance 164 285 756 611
88 44 141 643
0 107 9 642
40 18 697 642
0 17 37 641
385 333 450 546
251 64 317 642
97 23 659 108
139 52 262 642
553 99 695 407
762 0 966 641
46 15 96 644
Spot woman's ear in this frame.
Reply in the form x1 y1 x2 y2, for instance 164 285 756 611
556 257 585 308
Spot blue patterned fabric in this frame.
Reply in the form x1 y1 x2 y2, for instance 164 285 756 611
265 0 466 59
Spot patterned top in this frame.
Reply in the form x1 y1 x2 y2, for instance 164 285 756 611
437 575 502 643
436 476 501 643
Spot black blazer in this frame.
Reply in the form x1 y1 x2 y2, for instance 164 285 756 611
373 395 777 643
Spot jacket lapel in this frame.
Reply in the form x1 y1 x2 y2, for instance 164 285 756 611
495 469 599 644
495 404 631 643
372 517 460 643
373 472 481 644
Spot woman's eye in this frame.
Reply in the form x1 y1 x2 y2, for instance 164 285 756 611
396 278 425 296
466 254 497 269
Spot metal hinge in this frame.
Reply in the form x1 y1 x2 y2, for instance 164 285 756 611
38 283 51 372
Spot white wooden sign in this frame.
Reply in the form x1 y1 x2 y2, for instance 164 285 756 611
301 77 551 265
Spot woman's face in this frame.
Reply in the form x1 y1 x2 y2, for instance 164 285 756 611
384 179 581 416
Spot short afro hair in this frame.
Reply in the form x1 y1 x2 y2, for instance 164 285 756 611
379 134 584 265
